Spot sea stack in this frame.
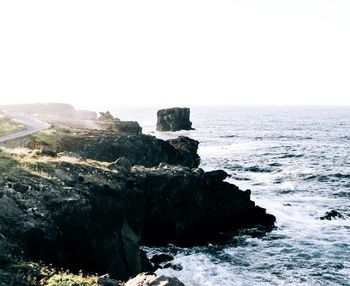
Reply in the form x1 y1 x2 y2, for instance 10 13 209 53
156 107 193 131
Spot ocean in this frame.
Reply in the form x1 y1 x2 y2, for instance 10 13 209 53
106 106 350 286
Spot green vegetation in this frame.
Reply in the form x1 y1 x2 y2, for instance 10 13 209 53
0 114 24 135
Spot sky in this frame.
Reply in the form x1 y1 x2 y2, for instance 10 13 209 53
0 0 349 108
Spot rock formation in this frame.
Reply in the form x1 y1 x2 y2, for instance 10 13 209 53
156 108 193 132
98 111 142 134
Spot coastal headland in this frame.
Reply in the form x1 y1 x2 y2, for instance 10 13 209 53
0 103 275 286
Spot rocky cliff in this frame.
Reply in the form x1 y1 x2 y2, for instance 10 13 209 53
0 124 275 285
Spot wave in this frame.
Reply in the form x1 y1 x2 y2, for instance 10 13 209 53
301 173 350 182
269 162 282 167
219 135 238 138
277 153 304 159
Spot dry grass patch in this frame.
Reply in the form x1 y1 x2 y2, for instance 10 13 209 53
0 114 25 135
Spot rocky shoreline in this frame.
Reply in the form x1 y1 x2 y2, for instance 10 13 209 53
0 105 275 285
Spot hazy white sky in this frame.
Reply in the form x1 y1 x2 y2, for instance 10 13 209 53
0 0 349 107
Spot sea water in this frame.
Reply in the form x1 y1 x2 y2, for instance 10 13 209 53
107 106 350 286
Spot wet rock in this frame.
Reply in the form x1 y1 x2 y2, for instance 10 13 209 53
320 210 345 220
157 107 193 132
125 272 185 286
150 254 174 265
162 263 183 271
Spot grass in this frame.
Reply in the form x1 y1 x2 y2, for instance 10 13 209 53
0 147 114 184
0 114 25 136
28 129 64 151
41 272 99 286
0 261 102 286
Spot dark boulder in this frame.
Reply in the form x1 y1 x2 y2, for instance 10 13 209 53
156 107 193 131
150 254 174 265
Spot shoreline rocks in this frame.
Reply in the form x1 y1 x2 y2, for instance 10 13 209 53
156 108 193 132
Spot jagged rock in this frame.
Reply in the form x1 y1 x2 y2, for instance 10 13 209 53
156 108 193 132
320 210 345 220
125 273 185 286
136 166 275 246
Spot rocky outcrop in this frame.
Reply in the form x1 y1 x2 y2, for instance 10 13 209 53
125 273 185 286
135 167 275 246
97 111 142 134
27 130 200 168
98 111 116 121
156 108 193 132
0 149 275 281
